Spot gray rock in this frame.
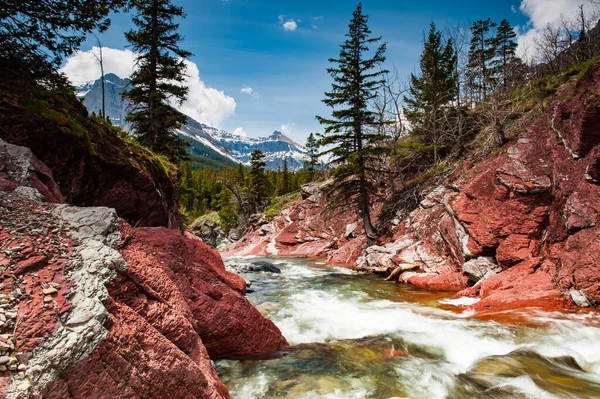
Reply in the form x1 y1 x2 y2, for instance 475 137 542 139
256 302 280 316
249 261 281 274
345 223 357 238
570 290 593 307
462 257 502 283
260 224 274 235
54 205 121 247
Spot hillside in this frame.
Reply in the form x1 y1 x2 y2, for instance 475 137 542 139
225 60 600 312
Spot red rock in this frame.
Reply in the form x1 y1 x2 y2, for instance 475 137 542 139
459 259 569 311
44 298 230 399
0 97 178 228
400 271 468 291
118 227 287 359
14 255 48 275
495 234 537 267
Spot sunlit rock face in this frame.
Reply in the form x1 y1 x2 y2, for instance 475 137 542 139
0 141 287 398
228 63 600 312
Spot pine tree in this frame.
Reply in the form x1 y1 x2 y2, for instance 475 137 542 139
404 22 457 165
248 149 269 213
467 18 497 101
279 158 290 195
122 0 192 162
316 2 387 239
492 19 518 87
304 133 320 180
0 0 126 84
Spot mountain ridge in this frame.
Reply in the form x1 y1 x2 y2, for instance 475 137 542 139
77 74 307 170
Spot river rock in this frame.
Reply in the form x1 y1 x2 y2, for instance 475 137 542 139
462 257 501 283
570 290 593 307
256 302 280 316
250 261 281 274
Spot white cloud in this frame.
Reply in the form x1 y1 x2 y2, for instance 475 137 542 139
241 86 259 98
60 47 236 128
279 123 296 135
178 60 236 128
60 47 137 85
278 15 298 31
283 19 298 31
233 127 247 137
516 0 600 60
312 24 318 30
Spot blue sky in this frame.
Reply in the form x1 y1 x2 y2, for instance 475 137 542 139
62 0 592 145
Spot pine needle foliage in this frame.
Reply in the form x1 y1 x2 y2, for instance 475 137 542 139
316 2 387 238
122 0 192 162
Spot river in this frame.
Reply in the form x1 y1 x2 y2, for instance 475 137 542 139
216 256 600 399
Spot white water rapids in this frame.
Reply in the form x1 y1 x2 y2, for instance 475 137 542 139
216 257 600 399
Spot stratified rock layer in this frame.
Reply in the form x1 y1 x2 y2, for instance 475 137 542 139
0 141 287 398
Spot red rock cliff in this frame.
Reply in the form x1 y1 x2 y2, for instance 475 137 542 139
0 139 287 398
227 63 600 312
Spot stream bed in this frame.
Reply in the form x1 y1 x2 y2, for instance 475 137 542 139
216 256 600 399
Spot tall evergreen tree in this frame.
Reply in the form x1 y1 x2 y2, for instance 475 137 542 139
404 22 457 165
248 149 269 213
279 158 290 195
316 2 387 239
492 19 518 87
304 132 320 179
0 0 126 83
122 0 192 162
467 18 497 101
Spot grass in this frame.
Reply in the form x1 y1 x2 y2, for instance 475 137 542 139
265 191 301 221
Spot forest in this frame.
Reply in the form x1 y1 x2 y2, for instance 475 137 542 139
2 0 599 237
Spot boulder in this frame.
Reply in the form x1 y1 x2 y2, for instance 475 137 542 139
250 261 282 274
462 257 502 283
0 95 178 228
570 290 594 307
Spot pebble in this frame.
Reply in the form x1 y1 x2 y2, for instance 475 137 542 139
17 364 26 371
88 267 97 274
17 382 30 392
42 287 58 295
43 296 52 303
0 356 10 365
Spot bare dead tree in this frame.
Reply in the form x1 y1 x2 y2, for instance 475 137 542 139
92 35 106 119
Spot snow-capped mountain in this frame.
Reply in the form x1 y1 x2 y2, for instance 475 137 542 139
77 73 131 129
76 74 306 170
179 119 307 170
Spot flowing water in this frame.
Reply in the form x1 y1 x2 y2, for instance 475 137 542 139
216 256 600 399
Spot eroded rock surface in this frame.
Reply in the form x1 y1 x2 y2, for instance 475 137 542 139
227 63 600 311
0 143 287 398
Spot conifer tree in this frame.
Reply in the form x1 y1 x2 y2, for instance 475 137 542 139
0 0 125 83
122 0 192 162
248 149 269 213
467 18 497 101
404 22 457 165
492 19 518 87
304 133 320 179
279 158 290 195
316 2 387 239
